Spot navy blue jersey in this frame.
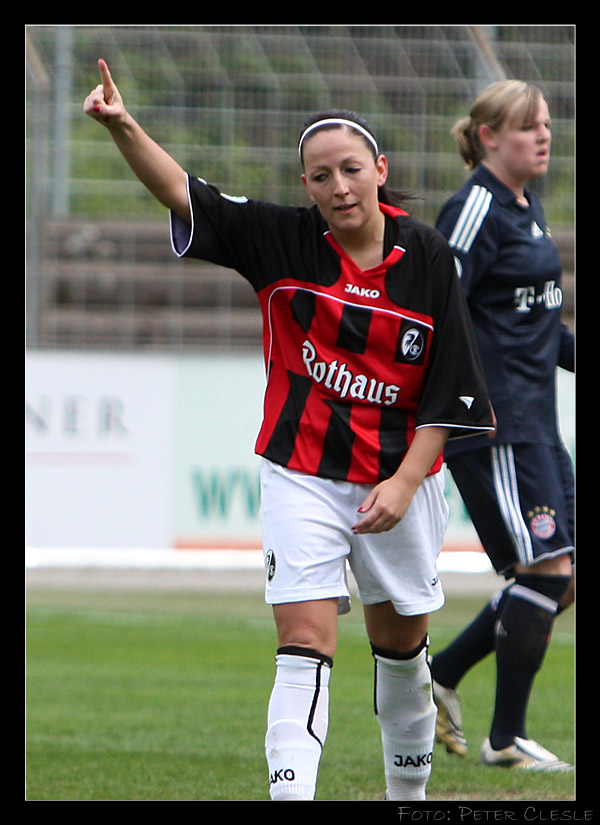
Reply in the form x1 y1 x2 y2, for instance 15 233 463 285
171 175 494 483
436 165 574 456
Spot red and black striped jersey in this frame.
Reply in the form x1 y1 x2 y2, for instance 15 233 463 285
171 175 494 484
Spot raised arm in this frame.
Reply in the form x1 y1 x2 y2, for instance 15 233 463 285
84 59 191 223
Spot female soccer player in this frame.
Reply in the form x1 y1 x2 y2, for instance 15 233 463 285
430 80 575 771
84 58 494 800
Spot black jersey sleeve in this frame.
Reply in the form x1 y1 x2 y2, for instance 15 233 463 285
415 231 495 440
170 174 322 292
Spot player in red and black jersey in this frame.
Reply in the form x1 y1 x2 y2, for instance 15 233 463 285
172 176 492 485
85 60 494 801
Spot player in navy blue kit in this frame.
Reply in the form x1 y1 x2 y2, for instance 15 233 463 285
429 80 574 771
84 59 495 800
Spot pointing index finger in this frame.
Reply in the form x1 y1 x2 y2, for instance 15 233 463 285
98 58 115 91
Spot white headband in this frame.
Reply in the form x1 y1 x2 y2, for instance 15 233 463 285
298 118 379 158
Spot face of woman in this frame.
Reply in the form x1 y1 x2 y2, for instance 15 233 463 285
301 128 388 240
482 98 552 192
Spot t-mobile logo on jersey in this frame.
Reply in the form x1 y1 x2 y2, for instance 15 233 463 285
514 281 563 313
301 339 400 406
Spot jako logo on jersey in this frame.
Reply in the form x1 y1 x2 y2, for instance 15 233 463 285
302 339 400 406
345 284 380 299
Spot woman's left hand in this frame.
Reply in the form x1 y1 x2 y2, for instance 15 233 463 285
351 476 415 534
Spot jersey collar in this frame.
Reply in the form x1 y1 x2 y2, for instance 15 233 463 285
474 164 532 208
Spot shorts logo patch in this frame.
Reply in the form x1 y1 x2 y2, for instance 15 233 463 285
265 549 276 581
527 506 557 540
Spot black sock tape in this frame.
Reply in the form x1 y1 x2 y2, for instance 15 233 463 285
277 645 333 669
370 634 429 661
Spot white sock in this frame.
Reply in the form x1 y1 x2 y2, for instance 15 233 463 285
373 646 437 801
265 648 332 801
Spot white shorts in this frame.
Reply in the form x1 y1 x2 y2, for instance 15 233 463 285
260 459 448 616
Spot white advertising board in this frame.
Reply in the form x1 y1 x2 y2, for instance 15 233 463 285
25 350 574 559
25 351 175 549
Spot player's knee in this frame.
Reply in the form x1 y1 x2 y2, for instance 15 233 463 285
559 573 575 609
273 600 338 659
514 571 571 606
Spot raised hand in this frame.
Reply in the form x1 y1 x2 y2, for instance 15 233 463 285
84 58 126 126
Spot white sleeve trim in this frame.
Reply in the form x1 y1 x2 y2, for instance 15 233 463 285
448 185 492 254
416 422 495 436
169 174 196 258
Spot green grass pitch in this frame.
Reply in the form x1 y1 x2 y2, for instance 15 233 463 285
26 580 575 803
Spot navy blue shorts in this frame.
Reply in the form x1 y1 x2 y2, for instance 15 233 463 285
446 442 574 576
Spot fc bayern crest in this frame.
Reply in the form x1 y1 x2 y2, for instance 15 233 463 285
527 506 557 540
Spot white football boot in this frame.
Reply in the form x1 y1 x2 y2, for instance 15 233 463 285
479 737 573 771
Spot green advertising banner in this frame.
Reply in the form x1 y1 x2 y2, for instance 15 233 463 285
174 353 265 547
172 353 575 553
